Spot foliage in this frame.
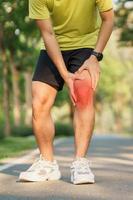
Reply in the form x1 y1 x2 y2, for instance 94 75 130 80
0 0 132 138
0 136 36 160
115 0 133 46
0 0 40 68
55 122 74 137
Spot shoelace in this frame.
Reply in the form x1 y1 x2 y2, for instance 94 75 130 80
71 159 92 173
28 159 45 171
28 156 55 172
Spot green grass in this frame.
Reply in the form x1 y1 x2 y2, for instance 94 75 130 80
0 122 74 161
0 136 36 160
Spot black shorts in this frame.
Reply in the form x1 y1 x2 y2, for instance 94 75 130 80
32 48 93 91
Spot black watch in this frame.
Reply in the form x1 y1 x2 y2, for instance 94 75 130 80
91 51 103 61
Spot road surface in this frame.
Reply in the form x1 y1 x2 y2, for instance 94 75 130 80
0 134 133 200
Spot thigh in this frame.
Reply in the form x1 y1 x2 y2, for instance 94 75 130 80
33 50 64 91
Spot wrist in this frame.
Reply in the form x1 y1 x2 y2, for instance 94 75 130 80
91 50 103 61
94 49 102 53
89 54 98 61
61 71 69 82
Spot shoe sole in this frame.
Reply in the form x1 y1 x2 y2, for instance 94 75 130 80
19 171 61 182
72 178 95 185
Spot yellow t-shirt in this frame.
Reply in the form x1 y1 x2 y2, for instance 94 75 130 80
29 0 113 50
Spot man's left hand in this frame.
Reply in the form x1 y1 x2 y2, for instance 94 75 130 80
77 55 101 90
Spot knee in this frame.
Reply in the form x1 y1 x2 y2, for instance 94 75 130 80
32 95 50 120
74 78 94 109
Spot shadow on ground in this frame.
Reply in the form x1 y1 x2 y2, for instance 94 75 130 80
0 135 133 200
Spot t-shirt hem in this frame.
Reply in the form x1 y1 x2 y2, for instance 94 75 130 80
29 15 50 20
40 45 95 51
99 7 113 12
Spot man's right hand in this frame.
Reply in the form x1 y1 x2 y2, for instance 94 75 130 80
64 72 84 106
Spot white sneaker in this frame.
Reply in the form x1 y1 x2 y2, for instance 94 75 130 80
19 155 61 182
70 157 95 185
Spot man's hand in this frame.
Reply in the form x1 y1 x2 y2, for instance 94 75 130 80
77 55 101 90
64 72 84 106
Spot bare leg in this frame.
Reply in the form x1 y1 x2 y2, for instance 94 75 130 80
32 81 57 161
73 70 95 157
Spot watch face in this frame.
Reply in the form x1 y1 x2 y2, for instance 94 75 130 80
92 51 103 61
98 53 103 61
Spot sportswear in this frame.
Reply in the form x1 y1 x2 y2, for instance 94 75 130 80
29 0 113 50
32 48 93 90
70 157 95 185
19 155 61 182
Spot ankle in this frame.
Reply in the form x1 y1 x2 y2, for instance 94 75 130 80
73 156 85 161
40 154 54 162
75 154 86 159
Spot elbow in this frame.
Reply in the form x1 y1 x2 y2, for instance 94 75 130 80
42 29 55 39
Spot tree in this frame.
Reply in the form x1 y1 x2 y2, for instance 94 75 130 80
115 0 133 46
0 0 38 136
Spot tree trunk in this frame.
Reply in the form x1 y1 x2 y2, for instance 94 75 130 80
10 53 21 127
0 24 11 136
24 71 32 126
2 50 11 137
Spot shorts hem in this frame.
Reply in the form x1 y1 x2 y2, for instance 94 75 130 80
32 79 63 91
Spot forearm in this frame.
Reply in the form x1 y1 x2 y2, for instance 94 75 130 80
94 21 114 53
42 32 68 80
81 11 114 89
94 10 114 53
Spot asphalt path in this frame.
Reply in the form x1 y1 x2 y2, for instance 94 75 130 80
0 134 133 200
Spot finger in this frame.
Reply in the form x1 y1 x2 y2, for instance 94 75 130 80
75 71 79 75
91 73 96 90
93 72 100 90
74 74 85 80
94 73 100 90
69 81 77 103
70 95 76 106
71 87 77 103
72 72 84 81
70 90 77 106
78 66 87 73
68 86 76 106
70 73 84 81
94 78 98 90
87 70 94 90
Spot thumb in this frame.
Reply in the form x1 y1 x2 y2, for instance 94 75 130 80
74 73 85 80
78 66 86 73
71 85 77 103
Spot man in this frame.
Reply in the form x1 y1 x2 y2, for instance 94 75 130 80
19 0 114 184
